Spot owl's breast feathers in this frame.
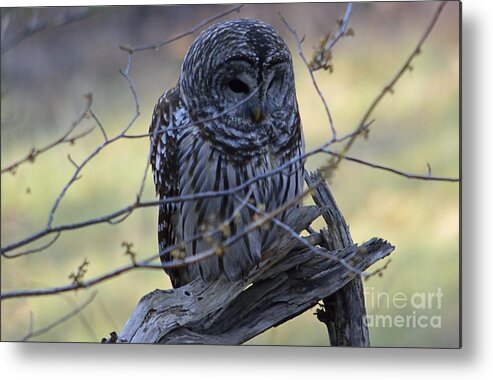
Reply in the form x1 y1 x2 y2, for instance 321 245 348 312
150 87 304 287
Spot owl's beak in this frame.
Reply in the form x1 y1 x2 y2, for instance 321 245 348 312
252 107 263 123
247 94 263 123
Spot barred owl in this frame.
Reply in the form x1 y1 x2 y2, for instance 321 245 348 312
150 18 304 288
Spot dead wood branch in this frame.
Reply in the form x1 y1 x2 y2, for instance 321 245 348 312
307 171 368 346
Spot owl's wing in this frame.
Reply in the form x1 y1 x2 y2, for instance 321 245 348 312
149 87 183 287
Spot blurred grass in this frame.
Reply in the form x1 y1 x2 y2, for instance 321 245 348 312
1 2 459 347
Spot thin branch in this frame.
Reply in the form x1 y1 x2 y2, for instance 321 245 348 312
97 298 118 331
119 55 140 117
88 110 108 142
62 293 99 341
106 210 133 226
1 263 162 300
25 311 34 339
364 258 392 280
67 154 80 169
0 85 271 255
46 57 141 229
240 197 365 276
1 94 94 175
20 291 97 341
2 8 96 55
331 1 447 170
2 232 61 259
323 149 460 183
309 3 353 72
280 14 338 141
323 3 353 57
119 5 243 53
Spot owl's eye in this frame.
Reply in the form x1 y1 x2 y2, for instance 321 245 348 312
267 74 282 94
228 79 250 94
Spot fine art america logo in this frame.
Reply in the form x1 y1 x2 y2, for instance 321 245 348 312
363 287 443 329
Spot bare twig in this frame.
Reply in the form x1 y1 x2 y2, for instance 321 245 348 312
60 293 99 341
331 2 447 170
240 197 365 276
67 154 80 169
69 258 90 287
1 94 94 175
281 14 338 140
323 149 460 183
46 58 141 229
2 8 96 55
364 258 392 280
309 3 353 72
1 263 161 300
88 110 108 142
119 54 140 117
119 5 243 53
2 232 61 259
20 291 97 341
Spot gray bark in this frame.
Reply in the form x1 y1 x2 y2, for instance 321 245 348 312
306 171 371 346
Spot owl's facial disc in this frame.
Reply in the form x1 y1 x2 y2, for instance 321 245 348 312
177 19 300 153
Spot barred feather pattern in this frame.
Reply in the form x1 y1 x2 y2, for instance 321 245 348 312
149 19 305 288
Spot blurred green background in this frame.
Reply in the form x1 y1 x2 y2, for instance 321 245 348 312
1 2 459 347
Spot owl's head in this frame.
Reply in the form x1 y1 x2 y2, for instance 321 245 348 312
178 18 299 152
